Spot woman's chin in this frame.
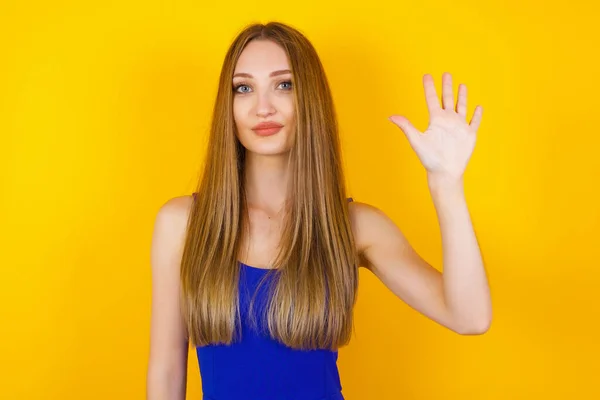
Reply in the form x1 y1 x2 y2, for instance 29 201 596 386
245 146 292 157
240 136 292 156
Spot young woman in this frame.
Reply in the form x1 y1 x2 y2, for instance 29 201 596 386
147 21 491 400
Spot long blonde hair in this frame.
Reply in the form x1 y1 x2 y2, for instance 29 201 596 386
180 21 359 351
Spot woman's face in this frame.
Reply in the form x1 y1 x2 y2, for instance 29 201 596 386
232 39 296 156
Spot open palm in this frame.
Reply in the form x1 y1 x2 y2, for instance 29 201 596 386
389 72 484 181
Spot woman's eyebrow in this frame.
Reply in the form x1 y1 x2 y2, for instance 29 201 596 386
233 69 292 79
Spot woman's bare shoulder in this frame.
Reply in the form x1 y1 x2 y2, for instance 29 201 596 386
159 194 194 213
153 194 195 236
347 200 390 267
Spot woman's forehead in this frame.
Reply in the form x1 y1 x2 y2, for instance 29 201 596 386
234 40 290 77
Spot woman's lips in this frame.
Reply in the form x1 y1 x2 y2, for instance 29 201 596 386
252 126 283 136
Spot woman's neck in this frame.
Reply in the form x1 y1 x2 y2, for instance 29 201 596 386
243 151 291 215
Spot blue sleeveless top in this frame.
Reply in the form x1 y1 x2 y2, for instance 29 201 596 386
192 193 353 400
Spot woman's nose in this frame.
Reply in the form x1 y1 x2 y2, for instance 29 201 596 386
255 91 276 117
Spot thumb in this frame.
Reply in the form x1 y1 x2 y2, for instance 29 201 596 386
388 115 421 140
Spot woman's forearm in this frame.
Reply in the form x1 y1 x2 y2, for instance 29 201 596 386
428 174 492 334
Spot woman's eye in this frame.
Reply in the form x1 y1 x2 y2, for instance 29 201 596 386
279 81 293 90
234 84 250 93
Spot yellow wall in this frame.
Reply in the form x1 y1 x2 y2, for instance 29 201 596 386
2 1 598 398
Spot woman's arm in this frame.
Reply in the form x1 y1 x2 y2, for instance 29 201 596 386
350 182 491 334
147 196 194 400
356 72 491 334
427 175 492 333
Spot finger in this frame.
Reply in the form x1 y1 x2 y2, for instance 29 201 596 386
456 84 467 119
442 72 454 110
423 74 441 115
389 115 422 141
469 105 484 132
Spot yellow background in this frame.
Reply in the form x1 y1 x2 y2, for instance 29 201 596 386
2 1 599 398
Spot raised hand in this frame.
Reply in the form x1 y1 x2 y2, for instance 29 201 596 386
389 72 484 184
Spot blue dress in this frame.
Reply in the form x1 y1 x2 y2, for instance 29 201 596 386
193 193 353 400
